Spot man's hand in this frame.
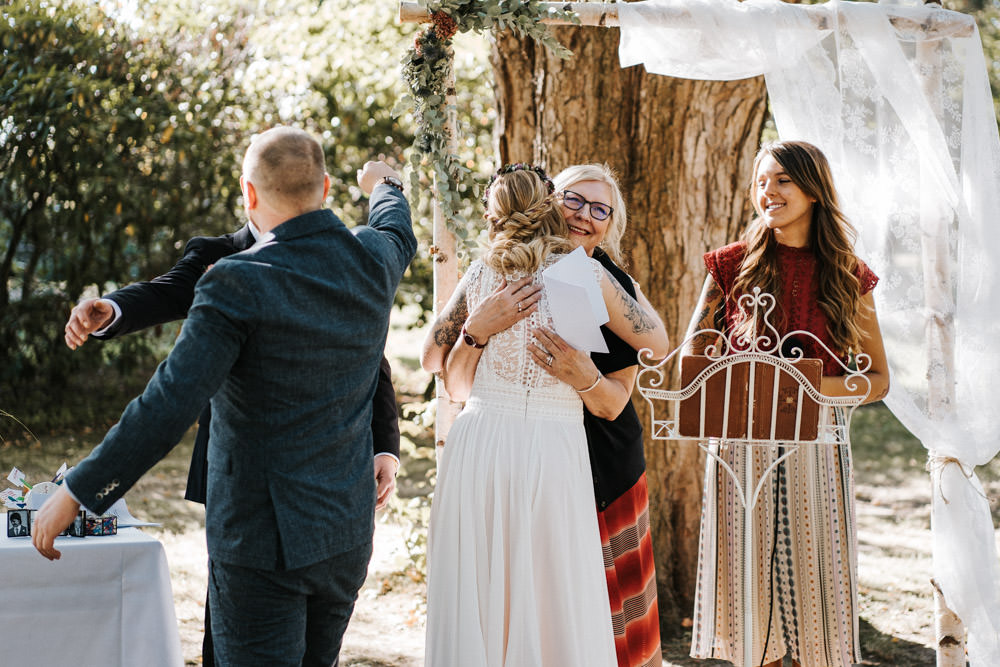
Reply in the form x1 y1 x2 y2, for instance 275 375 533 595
31 486 82 561
65 298 114 349
357 160 402 196
374 455 399 511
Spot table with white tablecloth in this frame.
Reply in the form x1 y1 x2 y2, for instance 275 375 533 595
0 526 183 667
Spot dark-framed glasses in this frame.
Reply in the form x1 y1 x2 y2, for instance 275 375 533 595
560 190 613 221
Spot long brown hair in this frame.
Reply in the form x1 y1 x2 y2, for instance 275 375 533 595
482 169 572 275
733 140 867 354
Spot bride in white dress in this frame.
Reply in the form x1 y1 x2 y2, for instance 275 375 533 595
422 165 669 667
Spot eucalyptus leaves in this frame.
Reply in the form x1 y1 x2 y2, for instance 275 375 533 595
398 0 577 239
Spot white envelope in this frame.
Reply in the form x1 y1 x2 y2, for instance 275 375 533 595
542 247 609 354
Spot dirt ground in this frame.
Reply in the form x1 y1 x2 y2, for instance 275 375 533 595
149 457 951 667
5 316 999 666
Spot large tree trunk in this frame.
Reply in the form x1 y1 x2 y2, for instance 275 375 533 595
491 24 767 637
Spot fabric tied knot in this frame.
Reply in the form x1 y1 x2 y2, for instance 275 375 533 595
926 452 982 504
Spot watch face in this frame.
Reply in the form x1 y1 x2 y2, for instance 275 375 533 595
383 176 403 188
461 326 484 348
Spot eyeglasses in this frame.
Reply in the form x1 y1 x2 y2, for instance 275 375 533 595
560 190 613 221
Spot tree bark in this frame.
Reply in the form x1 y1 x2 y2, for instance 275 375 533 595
491 23 767 636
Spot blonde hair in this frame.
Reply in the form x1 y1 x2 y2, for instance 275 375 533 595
553 163 628 265
483 169 572 275
733 140 867 355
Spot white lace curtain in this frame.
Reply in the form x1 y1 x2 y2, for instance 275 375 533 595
618 0 1000 664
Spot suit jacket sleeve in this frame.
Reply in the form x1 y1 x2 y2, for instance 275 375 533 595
371 356 400 458
96 235 242 339
358 185 417 281
65 262 252 514
358 186 413 458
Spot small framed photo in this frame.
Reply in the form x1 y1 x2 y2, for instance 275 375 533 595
63 510 87 538
6 510 31 538
85 515 117 536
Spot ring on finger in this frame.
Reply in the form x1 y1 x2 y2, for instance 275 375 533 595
517 301 523 313
546 353 554 366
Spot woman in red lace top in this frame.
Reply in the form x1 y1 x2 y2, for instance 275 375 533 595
685 140 889 667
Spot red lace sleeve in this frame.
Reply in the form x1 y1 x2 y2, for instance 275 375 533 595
855 258 878 295
703 241 746 295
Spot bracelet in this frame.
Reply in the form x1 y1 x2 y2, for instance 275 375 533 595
380 175 404 192
576 373 602 394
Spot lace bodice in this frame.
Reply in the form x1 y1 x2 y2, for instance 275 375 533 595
464 255 605 415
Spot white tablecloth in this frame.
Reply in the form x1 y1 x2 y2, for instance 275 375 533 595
0 527 183 667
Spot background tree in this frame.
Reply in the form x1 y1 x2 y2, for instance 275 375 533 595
490 24 768 634
0 0 257 427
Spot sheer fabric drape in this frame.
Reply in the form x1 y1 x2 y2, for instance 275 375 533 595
619 0 1000 664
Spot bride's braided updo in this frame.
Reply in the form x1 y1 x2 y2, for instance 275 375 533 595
482 166 572 275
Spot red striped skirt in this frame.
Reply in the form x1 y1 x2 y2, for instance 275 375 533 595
596 472 661 667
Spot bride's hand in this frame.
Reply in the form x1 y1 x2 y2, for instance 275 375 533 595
463 277 542 342
529 327 599 390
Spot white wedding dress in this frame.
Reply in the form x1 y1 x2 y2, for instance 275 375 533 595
424 257 617 667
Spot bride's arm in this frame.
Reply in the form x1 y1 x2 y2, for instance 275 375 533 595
420 279 481 401
421 280 470 375
422 275 542 400
599 270 670 360
441 323 486 402
421 276 541 374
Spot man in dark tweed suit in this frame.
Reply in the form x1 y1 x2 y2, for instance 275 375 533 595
36 126 415 666
63 139 402 667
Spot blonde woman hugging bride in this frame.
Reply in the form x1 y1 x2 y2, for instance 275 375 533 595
421 164 669 667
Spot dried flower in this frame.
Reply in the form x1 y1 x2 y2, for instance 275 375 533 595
431 11 458 41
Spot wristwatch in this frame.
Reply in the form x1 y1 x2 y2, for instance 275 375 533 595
381 175 404 192
461 324 487 349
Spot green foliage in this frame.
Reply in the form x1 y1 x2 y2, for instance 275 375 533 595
397 0 576 254
970 1 1000 123
221 0 435 317
0 0 255 424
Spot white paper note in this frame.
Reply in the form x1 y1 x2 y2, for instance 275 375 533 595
542 247 609 354
7 467 25 487
104 498 160 527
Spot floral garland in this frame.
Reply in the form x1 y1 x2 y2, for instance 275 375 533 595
398 0 577 243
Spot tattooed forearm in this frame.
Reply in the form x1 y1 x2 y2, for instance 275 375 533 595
692 303 714 333
432 289 469 348
690 281 725 333
687 331 721 354
607 268 656 334
682 278 725 354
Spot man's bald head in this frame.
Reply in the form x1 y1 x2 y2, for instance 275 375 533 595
242 127 326 213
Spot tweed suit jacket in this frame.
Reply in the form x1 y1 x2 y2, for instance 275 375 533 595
93 224 400 503
67 185 415 570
